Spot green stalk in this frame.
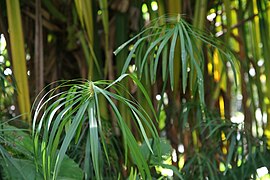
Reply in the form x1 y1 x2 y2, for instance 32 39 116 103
223 0 233 120
166 0 182 166
238 0 253 132
6 0 31 123
74 0 94 80
257 1 270 136
75 0 108 122
167 0 182 15
157 0 165 18
191 0 207 151
115 12 131 129
167 0 181 94
192 0 207 91
99 0 111 80
249 0 263 135
138 65 153 137
193 0 207 31
224 0 232 42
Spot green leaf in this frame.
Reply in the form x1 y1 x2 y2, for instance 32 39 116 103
178 24 188 93
88 99 101 179
58 156 84 180
53 101 89 179
181 23 205 105
0 156 43 180
140 33 167 78
154 29 174 81
96 86 151 179
121 33 162 74
169 26 179 90
113 27 155 55
131 109 153 154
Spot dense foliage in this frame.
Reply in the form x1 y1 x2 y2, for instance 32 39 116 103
1 0 270 179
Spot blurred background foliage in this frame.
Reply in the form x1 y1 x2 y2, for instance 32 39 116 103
1 0 270 179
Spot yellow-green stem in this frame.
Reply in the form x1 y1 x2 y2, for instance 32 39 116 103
6 0 31 123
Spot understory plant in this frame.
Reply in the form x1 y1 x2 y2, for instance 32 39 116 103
32 74 162 179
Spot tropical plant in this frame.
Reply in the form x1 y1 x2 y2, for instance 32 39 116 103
1 0 270 179
32 74 162 179
30 14 268 179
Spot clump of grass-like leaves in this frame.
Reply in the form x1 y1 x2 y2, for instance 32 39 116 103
114 15 237 106
179 103 270 179
32 74 160 179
